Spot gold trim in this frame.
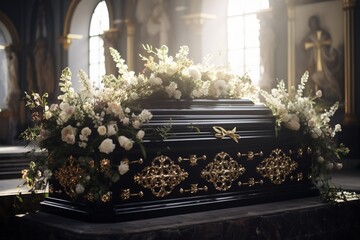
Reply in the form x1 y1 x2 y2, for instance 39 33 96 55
134 155 188 198
201 152 245 191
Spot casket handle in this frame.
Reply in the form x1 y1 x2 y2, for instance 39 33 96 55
237 151 263 161
179 184 208 194
120 189 144 200
178 154 206 166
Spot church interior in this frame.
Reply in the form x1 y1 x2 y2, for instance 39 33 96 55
1 0 360 239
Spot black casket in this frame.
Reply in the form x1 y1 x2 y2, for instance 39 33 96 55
40 99 318 222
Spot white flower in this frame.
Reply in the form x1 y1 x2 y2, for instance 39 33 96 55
61 125 77 144
79 142 87 148
173 90 182 99
139 109 153 122
50 104 58 111
118 161 129 175
334 124 342 132
107 124 117 136
136 130 145 140
149 75 162 85
44 111 52 119
118 136 133 150
97 126 107 136
99 138 115 154
43 169 53 179
132 120 141 129
81 127 92 137
107 102 124 118
130 92 139 100
335 163 343 170
213 80 228 97
122 117 130 125
317 156 325 163
326 162 334 170
188 66 201 80
311 127 322 139
316 90 322 98
75 183 85 194
307 118 316 128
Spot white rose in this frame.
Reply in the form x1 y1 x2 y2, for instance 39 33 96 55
122 117 130 125
136 130 145 140
317 156 325 163
139 109 153 122
133 120 141 129
326 162 334 170
118 161 129 175
281 113 291 123
61 125 77 144
97 126 107 136
107 124 117 136
99 138 115 154
307 118 316 127
75 183 85 194
174 90 182 100
335 163 343 170
188 66 201 80
130 92 139 100
81 127 92 137
44 111 52 119
118 136 133 150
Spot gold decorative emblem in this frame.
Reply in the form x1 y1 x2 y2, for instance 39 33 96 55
134 155 189 197
237 151 263 161
238 178 264 187
201 152 245 191
256 149 298 184
213 126 240 143
54 156 85 198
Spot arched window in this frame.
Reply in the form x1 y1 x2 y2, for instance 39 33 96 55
227 0 269 85
89 1 109 88
0 27 8 109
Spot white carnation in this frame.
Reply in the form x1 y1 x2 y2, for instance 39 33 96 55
316 90 322 98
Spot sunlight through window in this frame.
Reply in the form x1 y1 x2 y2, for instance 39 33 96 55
227 0 269 86
89 1 109 89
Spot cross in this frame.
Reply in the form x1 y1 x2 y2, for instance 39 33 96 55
304 30 332 72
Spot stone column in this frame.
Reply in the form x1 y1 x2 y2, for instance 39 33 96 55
343 0 357 124
103 28 119 75
286 1 296 92
126 20 135 71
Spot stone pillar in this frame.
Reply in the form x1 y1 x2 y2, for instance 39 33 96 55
126 20 135 71
103 28 119 75
286 1 296 92
343 0 357 124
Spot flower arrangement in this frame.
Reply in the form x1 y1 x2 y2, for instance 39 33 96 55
260 72 352 201
107 45 259 102
20 44 355 204
21 67 152 202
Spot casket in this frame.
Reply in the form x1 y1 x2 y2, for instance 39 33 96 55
40 99 318 222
